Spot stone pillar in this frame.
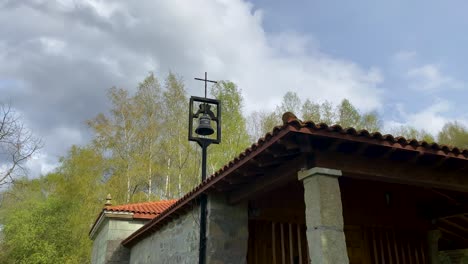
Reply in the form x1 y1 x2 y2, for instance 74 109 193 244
298 167 349 264
206 193 249 264
427 229 441 264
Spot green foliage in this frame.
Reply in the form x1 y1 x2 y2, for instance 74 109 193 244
278 91 302 115
337 99 360 128
391 126 435 142
437 121 468 148
159 73 199 198
209 81 251 174
250 92 383 137
301 99 320 122
0 147 106 263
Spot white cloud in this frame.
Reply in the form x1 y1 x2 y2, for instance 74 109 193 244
393 51 417 62
0 0 385 175
407 64 464 92
25 152 59 177
385 100 452 136
38 37 66 55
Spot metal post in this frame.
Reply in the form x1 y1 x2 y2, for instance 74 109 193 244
191 72 220 264
199 140 209 264
201 141 208 181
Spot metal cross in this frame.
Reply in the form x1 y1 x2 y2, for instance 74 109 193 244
195 72 217 98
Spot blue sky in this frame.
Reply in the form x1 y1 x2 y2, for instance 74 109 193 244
0 0 467 176
253 0 468 127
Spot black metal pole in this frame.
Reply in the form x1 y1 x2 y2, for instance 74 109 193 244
199 140 208 264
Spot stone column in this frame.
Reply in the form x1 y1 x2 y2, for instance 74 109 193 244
298 167 349 264
427 229 441 264
206 193 249 264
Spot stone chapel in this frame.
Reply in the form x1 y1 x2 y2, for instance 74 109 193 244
90 116 468 264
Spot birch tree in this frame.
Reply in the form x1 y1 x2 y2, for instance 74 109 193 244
133 74 163 200
160 73 198 198
208 81 250 174
438 122 468 148
87 87 143 203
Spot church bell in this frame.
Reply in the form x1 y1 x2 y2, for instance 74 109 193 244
195 114 215 136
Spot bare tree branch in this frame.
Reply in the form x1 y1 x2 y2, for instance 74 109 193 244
0 103 42 185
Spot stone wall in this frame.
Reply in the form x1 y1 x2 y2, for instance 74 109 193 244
440 249 468 264
206 193 249 264
129 205 200 264
91 217 147 264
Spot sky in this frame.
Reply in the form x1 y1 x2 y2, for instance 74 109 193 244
0 0 467 177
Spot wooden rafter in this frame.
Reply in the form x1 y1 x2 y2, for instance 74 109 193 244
315 151 468 192
227 156 307 204
439 218 468 233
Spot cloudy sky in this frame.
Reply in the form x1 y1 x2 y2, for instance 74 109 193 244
1 0 467 177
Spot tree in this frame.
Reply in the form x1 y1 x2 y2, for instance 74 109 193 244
132 73 164 200
391 126 435 142
301 99 321 122
337 99 360 128
159 73 198 198
0 104 41 185
209 81 250 174
247 111 281 142
88 86 146 203
437 122 468 148
278 91 302 115
0 146 106 263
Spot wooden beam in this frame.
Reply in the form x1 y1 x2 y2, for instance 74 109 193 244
439 227 468 241
315 151 468 192
457 163 468 172
280 223 286 264
297 224 303 264
297 133 312 153
439 218 468 233
227 156 308 204
430 156 450 169
354 143 370 155
272 222 277 264
408 151 424 163
430 189 462 205
381 147 397 159
289 224 294 264
325 139 343 152
278 138 299 150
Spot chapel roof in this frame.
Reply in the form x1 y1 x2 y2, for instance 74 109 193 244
122 115 468 247
89 199 177 238
104 199 178 219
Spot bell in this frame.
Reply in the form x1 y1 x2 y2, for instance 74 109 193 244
195 114 215 136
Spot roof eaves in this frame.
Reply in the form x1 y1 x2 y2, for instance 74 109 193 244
287 120 468 160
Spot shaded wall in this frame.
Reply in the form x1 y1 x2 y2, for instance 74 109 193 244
91 218 147 264
129 205 200 264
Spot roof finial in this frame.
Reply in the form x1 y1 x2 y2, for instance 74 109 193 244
282 112 299 124
105 193 112 206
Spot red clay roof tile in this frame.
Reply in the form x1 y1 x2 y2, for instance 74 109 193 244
104 199 177 218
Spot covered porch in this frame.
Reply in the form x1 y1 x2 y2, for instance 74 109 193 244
121 119 468 264
219 121 468 263
246 177 468 264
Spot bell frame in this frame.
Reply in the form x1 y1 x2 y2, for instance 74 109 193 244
188 96 221 145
